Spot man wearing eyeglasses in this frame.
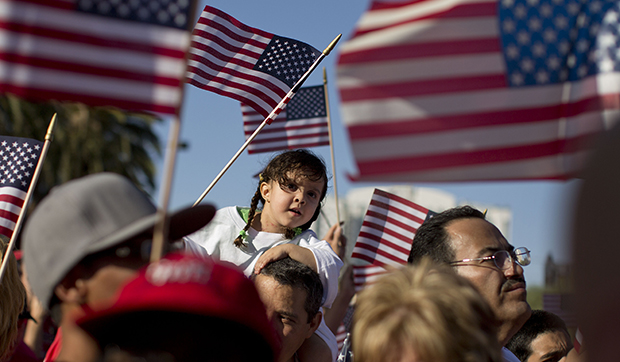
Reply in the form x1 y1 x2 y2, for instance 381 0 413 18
407 205 532 362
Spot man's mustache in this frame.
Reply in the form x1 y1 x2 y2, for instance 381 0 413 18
502 277 526 292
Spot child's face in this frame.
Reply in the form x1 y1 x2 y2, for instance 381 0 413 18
259 172 325 232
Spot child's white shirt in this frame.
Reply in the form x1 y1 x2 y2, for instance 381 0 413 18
183 206 343 308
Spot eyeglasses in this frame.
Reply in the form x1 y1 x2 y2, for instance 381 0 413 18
449 247 531 270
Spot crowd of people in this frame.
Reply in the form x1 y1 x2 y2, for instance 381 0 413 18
0 148 601 362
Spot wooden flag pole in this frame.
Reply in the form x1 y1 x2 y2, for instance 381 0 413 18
150 115 182 263
150 0 199 262
193 34 342 206
323 67 340 225
0 113 57 283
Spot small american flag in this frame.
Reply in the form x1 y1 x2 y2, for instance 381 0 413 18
0 136 43 238
0 0 193 114
186 6 321 119
351 189 434 291
241 85 329 154
337 0 620 182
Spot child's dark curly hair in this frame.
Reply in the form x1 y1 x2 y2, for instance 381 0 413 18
234 149 328 247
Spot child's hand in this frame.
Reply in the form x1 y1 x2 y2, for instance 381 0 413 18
323 222 346 260
254 244 318 274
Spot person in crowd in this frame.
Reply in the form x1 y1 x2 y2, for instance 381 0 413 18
506 309 572 362
253 257 323 362
0 238 38 362
76 253 277 362
408 206 532 362
353 259 502 362
21 173 215 362
184 149 343 361
571 121 620 362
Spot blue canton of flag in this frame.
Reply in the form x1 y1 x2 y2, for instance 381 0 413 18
255 36 321 88
0 137 42 191
287 85 328 119
77 0 191 29
0 136 43 238
500 0 617 86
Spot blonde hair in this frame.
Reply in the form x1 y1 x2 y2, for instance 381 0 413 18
353 259 502 362
0 238 26 361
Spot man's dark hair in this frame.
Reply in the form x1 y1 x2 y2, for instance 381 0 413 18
408 206 485 265
258 257 323 323
505 310 571 361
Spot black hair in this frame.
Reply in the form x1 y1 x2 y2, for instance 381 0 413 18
234 149 328 247
506 309 571 361
257 257 323 323
407 205 485 265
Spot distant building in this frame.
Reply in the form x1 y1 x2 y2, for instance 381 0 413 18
543 254 575 327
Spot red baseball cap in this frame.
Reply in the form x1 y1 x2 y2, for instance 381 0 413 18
76 253 278 361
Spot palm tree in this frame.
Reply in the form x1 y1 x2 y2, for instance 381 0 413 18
0 94 163 208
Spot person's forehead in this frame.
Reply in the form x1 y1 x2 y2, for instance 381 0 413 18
287 171 325 186
531 330 571 353
445 218 510 257
254 275 308 311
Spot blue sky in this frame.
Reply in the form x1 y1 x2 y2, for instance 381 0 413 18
154 0 580 287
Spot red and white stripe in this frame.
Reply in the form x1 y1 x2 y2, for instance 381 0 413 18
0 187 25 238
351 189 431 290
353 263 390 292
336 0 615 182
0 0 189 114
352 189 430 266
187 6 289 119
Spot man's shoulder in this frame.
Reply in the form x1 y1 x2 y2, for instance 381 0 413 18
502 347 521 362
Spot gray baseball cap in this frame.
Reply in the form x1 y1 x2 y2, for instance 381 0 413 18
22 172 216 309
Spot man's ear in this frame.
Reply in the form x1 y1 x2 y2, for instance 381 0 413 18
54 279 88 305
306 311 322 339
260 181 271 203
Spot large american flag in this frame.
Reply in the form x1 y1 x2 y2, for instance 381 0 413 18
241 85 329 154
0 136 42 238
0 0 193 115
337 0 619 182
351 188 434 291
186 6 321 120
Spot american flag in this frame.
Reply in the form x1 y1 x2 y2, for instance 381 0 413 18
186 6 321 120
241 85 329 154
337 0 619 182
0 136 42 238
0 0 193 115
351 188 434 291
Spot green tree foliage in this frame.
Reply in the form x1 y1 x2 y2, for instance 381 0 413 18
0 94 162 208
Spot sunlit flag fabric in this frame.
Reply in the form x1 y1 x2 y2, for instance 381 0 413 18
241 85 329 154
337 0 620 182
0 136 42 238
351 189 434 291
0 0 193 115
186 6 321 119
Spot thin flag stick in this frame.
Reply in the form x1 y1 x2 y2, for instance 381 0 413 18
193 34 342 206
323 67 340 225
0 113 57 283
150 115 182 262
150 0 199 262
